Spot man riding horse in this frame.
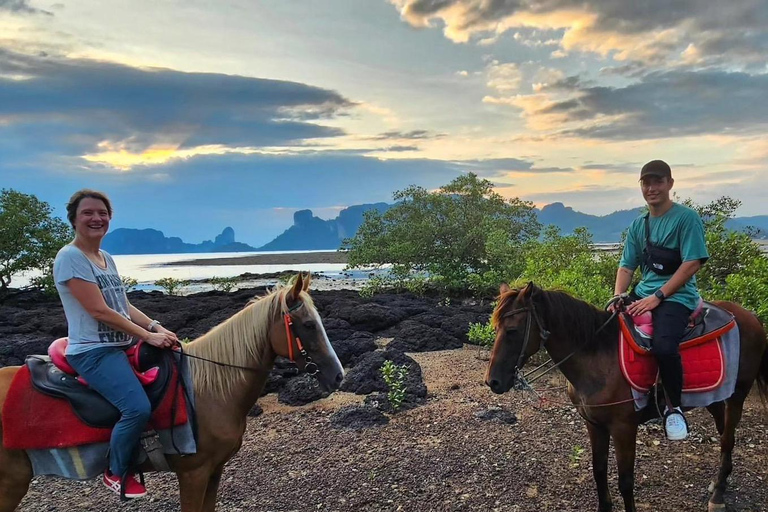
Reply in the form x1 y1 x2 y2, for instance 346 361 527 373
611 159 710 440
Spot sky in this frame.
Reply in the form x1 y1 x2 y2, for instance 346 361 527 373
2 0 768 246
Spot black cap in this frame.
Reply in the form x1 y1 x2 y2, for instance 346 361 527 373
640 160 672 180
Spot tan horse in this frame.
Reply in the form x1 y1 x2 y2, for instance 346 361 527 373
0 273 343 512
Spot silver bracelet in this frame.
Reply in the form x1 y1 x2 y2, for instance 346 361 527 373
147 319 162 332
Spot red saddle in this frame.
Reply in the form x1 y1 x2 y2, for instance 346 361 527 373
619 305 737 393
2 341 188 451
48 337 159 385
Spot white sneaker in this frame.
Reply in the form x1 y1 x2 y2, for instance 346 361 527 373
664 407 688 441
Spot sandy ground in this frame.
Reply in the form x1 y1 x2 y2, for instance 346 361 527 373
17 345 768 512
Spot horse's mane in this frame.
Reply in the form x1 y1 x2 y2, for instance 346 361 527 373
185 284 315 399
493 286 616 353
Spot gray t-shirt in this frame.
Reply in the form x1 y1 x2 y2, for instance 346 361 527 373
53 244 135 355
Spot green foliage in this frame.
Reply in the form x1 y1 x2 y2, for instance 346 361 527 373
210 276 237 293
520 226 619 307
357 271 429 298
678 196 768 324
359 275 388 298
155 277 189 296
344 173 540 289
0 189 71 297
467 321 495 347
682 197 763 292
121 275 138 291
569 445 585 468
380 360 408 412
30 273 58 297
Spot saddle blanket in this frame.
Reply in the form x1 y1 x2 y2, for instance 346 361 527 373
26 424 197 480
2 357 190 451
13 353 197 480
629 325 740 411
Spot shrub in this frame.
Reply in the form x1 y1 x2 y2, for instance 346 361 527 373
380 360 408 412
121 276 138 291
155 277 189 296
344 173 539 289
210 276 237 293
0 189 71 298
467 321 495 347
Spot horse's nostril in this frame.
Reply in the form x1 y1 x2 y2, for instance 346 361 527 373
335 372 344 384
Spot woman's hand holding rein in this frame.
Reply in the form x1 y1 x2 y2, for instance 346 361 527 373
144 331 176 349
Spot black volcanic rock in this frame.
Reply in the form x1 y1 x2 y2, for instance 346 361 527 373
339 349 426 399
330 405 389 430
331 331 377 367
278 373 326 406
388 320 462 352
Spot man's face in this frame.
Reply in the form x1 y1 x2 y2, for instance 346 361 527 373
640 175 673 206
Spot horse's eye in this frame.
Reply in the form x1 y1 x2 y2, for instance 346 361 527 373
505 327 518 336
302 321 316 330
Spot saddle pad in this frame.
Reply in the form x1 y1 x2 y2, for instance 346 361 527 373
619 331 725 393
2 365 189 450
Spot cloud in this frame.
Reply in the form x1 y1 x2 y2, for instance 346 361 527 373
371 129 445 140
0 0 50 15
0 49 354 168
486 60 522 93
383 145 419 152
388 0 768 69
495 70 768 140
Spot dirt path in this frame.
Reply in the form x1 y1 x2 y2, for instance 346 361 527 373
18 346 768 511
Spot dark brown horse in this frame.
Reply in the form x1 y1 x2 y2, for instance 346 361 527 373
0 273 344 512
485 282 768 512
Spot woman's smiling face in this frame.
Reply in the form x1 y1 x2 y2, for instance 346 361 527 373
73 197 111 241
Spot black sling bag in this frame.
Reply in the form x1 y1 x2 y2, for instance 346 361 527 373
641 213 682 276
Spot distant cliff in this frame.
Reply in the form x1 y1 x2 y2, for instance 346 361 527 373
102 226 257 255
257 203 392 251
102 203 768 255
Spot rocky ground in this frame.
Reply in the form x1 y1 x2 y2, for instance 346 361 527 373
2 288 767 511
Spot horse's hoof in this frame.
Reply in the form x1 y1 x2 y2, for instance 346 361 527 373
707 480 715 493
708 501 725 512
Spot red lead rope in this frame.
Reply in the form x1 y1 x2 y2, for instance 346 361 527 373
283 313 305 362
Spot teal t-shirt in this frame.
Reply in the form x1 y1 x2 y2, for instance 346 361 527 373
619 203 709 311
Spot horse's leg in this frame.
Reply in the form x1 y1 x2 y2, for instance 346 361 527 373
0 447 32 512
610 423 638 512
587 422 613 512
708 395 746 512
177 468 212 512
706 401 725 436
201 464 225 512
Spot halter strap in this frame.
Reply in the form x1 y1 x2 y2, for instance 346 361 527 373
282 301 318 375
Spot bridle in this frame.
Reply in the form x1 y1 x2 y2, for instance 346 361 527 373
496 293 648 409
177 298 320 375
501 300 550 374
500 294 617 385
283 301 319 375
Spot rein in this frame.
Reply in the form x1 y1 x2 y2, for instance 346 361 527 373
503 294 648 408
177 299 318 375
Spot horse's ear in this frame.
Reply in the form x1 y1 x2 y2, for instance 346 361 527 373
499 283 511 295
290 273 303 302
522 281 537 298
302 272 311 292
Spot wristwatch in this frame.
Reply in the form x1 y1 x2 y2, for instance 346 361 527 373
654 289 665 300
148 319 162 332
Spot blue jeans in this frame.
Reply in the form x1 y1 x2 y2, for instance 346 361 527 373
68 347 151 477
